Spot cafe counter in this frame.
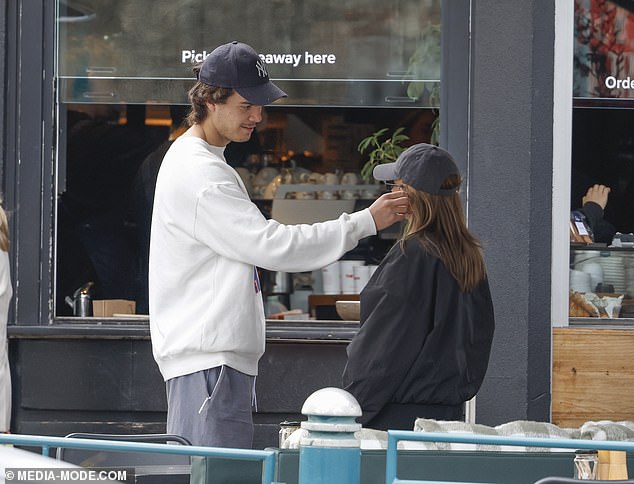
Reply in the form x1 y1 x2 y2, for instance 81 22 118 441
7 319 359 449
8 318 360 342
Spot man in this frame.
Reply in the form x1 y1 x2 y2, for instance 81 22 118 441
149 40 408 448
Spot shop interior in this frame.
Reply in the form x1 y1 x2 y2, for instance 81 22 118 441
570 105 634 319
567 0 634 320
55 103 438 319
572 107 634 233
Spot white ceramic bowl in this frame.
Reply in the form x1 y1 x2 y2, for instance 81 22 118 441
335 300 360 321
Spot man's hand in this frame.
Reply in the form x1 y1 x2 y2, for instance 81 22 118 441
582 184 611 210
368 191 410 231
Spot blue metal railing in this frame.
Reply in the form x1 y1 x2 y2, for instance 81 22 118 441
0 433 278 484
385 430 634 484
5 429 634 484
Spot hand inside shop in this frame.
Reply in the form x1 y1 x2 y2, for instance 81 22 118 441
582 184 611 210
368 191 410 230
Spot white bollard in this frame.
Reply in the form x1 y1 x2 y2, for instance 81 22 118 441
298 387 362 484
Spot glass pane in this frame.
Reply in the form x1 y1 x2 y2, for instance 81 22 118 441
57 0 441 107
54 0 442 319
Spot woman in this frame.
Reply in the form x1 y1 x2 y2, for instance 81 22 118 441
342 143 495 431
0 204 11 433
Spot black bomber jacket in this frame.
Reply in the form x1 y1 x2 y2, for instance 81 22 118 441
342 236 495 425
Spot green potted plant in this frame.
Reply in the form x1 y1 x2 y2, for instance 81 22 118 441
358 127 410 182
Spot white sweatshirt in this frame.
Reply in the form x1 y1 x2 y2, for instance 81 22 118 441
149 135 376 380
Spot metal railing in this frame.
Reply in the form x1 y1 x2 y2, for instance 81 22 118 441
385 430 634 484
0 433 278 484
5 429 634 484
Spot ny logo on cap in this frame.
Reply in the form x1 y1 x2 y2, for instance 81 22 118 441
255 59 268 78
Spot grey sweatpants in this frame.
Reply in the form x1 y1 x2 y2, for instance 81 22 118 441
166 365 255 448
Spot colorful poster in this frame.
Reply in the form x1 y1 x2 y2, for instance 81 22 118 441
575 0 634 98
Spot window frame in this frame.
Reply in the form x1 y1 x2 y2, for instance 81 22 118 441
5 1 57 325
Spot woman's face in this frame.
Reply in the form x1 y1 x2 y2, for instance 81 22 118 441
386 179 406 193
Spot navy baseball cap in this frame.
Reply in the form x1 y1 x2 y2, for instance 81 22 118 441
373 143 460 196
199 41 287 106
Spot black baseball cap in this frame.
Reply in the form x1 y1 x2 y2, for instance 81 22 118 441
373 143 461 196
199 41 287 106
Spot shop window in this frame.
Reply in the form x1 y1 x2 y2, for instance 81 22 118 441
570 0 634 320
55 0 441 319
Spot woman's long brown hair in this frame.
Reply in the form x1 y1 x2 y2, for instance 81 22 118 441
400 174 486 291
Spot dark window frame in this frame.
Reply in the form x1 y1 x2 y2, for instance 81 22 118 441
5 1 56 325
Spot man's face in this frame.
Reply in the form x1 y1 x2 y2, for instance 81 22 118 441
205 91 263 146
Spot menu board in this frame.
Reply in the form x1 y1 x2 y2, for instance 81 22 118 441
57 0 441 107
574 0 634 101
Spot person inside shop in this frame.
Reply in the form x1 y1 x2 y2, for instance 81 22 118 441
342 143 495 431
148 40 410 449
58 104 163 313
577 184 616 244
130 106 189 315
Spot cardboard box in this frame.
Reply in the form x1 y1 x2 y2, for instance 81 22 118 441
92 299 136 317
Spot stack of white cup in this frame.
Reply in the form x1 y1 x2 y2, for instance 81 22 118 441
321 261 341 294
353 265 371 293
321 261 380 294
340 260 364 294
